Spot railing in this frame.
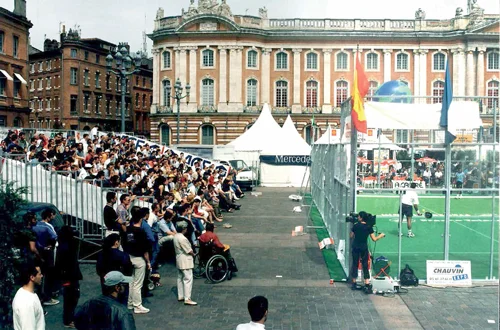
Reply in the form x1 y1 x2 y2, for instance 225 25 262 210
197 105 218 113
359 20 385 29
157 105 173 113
271 106 291 114
243 105 263 113
302 107 322 114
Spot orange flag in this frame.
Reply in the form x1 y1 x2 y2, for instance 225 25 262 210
351 53 369 133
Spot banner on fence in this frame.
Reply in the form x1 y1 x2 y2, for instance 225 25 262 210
259 155 311 166
426 260 472 286
392 180 426 189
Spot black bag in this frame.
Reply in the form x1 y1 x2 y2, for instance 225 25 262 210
399 264 419 286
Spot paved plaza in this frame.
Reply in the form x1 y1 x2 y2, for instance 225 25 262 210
45 188 498 330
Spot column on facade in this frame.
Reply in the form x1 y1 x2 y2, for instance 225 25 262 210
322 49 332 114
413 50 421 98
228 46 243 112
383 49 392 83
292 48 302 113
419 50 428 103
218 47 228 112
179 48 188 88
174 48 181 79
261 48 272 105
187 47 198 112
465 48 475 97
452 48 466 97
151 48 161 113
476 48 485 96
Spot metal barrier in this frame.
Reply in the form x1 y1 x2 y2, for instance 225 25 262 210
310 96 499 282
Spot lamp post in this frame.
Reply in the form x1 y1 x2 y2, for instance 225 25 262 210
106 46 142 133
166 78 190 145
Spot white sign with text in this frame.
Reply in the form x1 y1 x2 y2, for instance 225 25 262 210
426 260 472 286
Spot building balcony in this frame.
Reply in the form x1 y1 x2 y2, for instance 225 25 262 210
243 105 263 113
302 106 322 114
272 106 291 114
198 105 217 113
157 105 173 113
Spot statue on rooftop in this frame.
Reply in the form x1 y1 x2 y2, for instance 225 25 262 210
259 6 268 19
415 8 426 20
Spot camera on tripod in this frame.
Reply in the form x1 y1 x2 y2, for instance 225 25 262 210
345 211 377 227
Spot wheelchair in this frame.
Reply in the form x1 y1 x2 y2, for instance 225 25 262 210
193 240 232 283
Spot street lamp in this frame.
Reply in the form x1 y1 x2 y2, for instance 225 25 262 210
106 45 142 133
166 78 190 145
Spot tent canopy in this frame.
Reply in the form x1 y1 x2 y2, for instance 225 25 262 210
260 115 311 155
227 103 282 151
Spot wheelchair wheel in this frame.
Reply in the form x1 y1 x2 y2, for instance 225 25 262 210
205 254 229 283
147 282 155 291
193 254 205 279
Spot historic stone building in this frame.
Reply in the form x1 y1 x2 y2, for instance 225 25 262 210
148 0 499 146
0 0 32 128
29 29 153 134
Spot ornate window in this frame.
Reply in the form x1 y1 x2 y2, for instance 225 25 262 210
162 80 171 107
162 51 171 69
366 52 379 70
368 81 379 98
306 52 318 70
201 78 215 106
275 52 288 70
335 80 349 107
246 79 258 106
202 49 214 68
201 125 215 145
487 51 499 71
275 80 288 107
306 80 318 107
432 80 444 103
396 52 409 71
247 50 258 68
433 52 446 71
486 80 499 109
336 51 348 71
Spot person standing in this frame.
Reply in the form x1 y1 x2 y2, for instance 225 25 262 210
236 296 269 330
123 208 151 314
12 263 45 330
56 226 83 328
173 221 197 306
399 182 422 238
104 192 125 235
74 271 136 330
455 167 465 199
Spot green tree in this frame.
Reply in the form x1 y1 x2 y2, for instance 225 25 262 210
0 181 28 329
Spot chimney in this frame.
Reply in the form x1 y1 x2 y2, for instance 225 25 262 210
13 0 27 18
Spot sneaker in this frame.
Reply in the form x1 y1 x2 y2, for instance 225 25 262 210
184 299 198 306
127 305 134 310
407 232 415 238
43 298 60 306
134 305 150 314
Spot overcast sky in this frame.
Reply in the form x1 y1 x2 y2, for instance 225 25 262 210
5 0 498 54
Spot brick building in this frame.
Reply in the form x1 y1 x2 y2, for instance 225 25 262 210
148 0 499 146
29 29 153 133
0 0 32 128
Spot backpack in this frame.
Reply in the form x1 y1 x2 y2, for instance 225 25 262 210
399 264 419 286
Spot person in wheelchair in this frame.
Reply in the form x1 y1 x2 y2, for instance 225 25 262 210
198 223 238 274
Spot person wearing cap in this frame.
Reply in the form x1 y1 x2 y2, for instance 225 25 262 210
74 271 136 330
173 221 197 306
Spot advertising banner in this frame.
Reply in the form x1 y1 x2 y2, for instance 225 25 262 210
392 180 426 190
426 260 472 286
259 155 311 166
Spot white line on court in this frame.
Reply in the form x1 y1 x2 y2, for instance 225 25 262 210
359 195 500 199
376 251 498 255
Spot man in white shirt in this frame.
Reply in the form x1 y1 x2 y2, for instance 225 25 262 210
236 296 268 330
12 263 45 330
399 182 422 238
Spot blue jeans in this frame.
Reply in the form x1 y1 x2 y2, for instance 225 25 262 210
150 239 160 272
191 217 205 233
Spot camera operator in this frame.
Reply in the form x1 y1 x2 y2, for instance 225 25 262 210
349 211 385 291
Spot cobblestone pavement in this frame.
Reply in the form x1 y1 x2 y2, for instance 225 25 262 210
45 188 499 330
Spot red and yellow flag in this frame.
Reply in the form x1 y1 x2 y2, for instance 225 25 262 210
351 53 369 133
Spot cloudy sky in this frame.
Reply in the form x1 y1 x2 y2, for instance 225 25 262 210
5 0 499 53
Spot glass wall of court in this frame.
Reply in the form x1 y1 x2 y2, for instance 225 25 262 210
310 96 499 282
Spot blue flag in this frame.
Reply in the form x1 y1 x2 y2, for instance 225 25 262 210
439 59 455 144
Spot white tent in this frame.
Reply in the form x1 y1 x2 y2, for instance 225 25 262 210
315 125 341 145
226 103 282 165
259 116 311 187
315 125 402 150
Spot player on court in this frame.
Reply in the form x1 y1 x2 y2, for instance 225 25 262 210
399 182 422 238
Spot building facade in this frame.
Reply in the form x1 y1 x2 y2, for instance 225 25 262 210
29 29 153 134
0 0 32 128
148 0 499 146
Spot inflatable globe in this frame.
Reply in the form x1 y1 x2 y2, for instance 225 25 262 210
373 80 412 103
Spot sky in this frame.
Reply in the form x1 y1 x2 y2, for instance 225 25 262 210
3 0 499 54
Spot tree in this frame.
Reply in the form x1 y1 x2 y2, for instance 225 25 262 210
0 181 28 329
